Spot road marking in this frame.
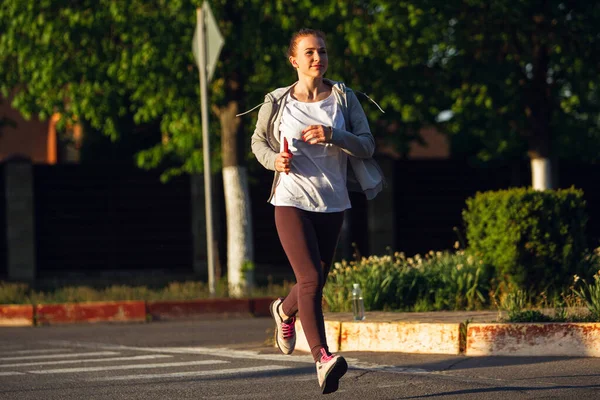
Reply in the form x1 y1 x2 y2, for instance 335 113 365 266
91 365 293 381
0 351 119 362
29 360 229 374
0 372 24 376
0 349 72 356
42 340 432 375
0 354 172 368
46 340 315 364
44 341 315 364
135 346 316 364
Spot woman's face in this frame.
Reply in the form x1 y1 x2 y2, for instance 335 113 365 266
290 35 328 78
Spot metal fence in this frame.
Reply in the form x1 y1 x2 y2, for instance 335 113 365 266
1 159 598 280
33 164 193 275
0 163 6 278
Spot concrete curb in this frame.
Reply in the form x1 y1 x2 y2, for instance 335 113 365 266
0 304 34 326
295 320 341 353
466 323 600 357
4 301 600 358
294 320 462 355
341 321 462 354
148 299 249 320
147 298 273 320
249 297 274 317
35 301 147 325
0 298 275 326
292 319 600 357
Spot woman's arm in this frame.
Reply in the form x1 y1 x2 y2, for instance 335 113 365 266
250 100 279 171
326 90 375 159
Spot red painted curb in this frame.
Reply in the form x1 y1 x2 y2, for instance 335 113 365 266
250 297 275 317
147 299 251 320
35 301 146 325
0 304 34 326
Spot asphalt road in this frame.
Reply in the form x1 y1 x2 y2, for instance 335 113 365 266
1 318 600 399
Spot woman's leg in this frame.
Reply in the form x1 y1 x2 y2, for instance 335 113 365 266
313 210 345 282
280 210 345 317
275 206 344 361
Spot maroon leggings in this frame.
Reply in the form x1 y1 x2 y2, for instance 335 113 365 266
275 206 345 362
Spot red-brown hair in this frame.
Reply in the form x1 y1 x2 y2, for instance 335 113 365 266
287 29 327 58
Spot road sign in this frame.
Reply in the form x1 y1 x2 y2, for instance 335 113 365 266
192 2 224 295
192 2 224 82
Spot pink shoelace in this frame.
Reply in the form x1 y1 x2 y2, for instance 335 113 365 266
319 348 334 363
281 317 296 339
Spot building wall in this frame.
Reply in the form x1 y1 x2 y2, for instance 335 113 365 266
0 95 49 163
409 126 450 159
1 94 451 165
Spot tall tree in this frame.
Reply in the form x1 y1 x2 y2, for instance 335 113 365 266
0 0 307 293
316 1 600 188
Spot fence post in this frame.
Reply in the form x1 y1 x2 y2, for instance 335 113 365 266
4 157 36 282
368 157 395 256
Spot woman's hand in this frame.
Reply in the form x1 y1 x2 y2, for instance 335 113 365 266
275 151 293 174
302 125 332 145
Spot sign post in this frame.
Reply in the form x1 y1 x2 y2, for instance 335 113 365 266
192 2 224 296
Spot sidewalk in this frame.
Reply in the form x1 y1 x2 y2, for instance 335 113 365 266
1 300 599 357
324 310 505 323
295 310 486 356
292 308 600 358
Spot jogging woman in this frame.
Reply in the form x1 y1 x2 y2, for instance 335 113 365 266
248 28 382 394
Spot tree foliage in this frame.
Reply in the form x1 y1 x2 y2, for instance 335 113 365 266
324 1 600 163
0 1 304 176
1 1 599 172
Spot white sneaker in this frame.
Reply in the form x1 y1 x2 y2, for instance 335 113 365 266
270 298 296 355
316 349 348 394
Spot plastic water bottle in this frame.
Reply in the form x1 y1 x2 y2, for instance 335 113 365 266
352 283 365 321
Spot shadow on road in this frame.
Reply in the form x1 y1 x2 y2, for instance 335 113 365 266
397 383 600 399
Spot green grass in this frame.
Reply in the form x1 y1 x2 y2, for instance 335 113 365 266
0 280 293 305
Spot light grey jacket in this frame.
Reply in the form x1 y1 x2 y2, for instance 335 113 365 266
248 78 384 202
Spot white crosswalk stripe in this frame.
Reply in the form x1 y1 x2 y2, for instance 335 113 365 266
39 341 433 375
0 341 315 383
0 372 24 376
0 354 172 368
0 349 72 356
0 351 119 362
44 342 315 364
28 359 229 374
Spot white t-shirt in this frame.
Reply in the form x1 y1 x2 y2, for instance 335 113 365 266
271 93 351 212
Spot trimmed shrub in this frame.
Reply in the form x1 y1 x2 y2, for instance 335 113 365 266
463 187 588 294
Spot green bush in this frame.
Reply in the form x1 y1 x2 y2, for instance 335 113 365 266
323 250 491 312
463 187 588 294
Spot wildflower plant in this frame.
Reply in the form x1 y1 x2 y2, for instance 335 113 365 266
323 250 490 312
573 270 600 320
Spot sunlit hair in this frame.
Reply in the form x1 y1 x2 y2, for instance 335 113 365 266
287 28 327 58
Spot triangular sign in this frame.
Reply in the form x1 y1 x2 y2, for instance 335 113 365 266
192 2 224 82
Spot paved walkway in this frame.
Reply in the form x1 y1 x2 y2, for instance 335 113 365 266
324 310 507 323
305 308 598 357
325 307 590 323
